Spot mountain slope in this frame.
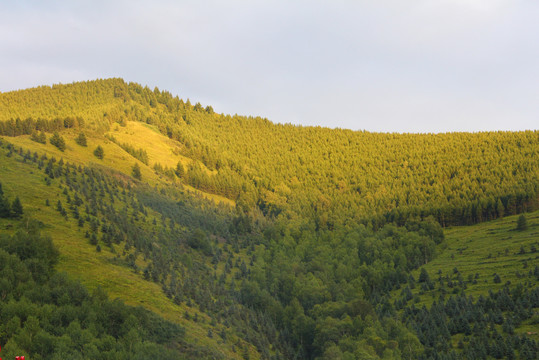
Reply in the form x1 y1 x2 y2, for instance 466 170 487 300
0 143 255 359
0 79 538 359
1 78 538 228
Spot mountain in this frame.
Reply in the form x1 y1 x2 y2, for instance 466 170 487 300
0 79 537 359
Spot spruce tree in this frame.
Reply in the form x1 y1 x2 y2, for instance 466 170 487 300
50 132 66 151
93 145 104 159
175 161 185 178
419 268 430 283
0 193 10 218
516 214 528 231
75 132 88 146
11 196 23 218
132 163 142 180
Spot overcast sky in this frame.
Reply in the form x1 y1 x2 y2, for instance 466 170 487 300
1 0 538 133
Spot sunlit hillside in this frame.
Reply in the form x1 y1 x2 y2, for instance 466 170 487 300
1 79 537 230
0 79 537 359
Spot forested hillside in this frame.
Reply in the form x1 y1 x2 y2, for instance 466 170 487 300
1 79 537 229
0 79 537 359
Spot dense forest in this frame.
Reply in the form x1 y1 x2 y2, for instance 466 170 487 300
0 79 537 359
1 79 537 229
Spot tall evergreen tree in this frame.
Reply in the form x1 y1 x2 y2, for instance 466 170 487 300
75 132 87 146
516 214 528 231
132 163 142 180
10 196 23 218
175 161 185 178
93 145 104 159
50 132 66 151
0 183 10 218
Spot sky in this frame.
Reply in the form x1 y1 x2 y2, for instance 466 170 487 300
1 0 538 133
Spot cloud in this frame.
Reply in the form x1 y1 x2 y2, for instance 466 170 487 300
1 0 538 132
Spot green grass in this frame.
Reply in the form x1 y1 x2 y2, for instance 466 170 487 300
418 211 539 298
106 121 234 206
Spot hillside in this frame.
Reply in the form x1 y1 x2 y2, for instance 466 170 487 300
0 79 538 359
1 79 538 227
391 211 539 357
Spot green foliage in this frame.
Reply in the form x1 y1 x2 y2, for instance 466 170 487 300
30 131 47 144
75 132 87 146
11 196 23 218
0 228 185 359
187 228 212 255
0 182 11 218
419 268 430 283
175 160 185 178
2 79 537 228
1 80 538 359
49 132 66 151
93 145 104 159
131 162 142 180
517 214 528 231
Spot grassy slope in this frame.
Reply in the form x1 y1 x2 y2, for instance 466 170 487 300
105 121 234 206
0 138 254 359
402 211 539 340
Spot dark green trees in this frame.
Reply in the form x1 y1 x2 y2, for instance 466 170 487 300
75 132 87 146
0 222 185 359
49 132 66 151
419 268 430 283
517 214 528 231
93 145 104 159
0 183 22 218
132 163 142 180
0 182 10 218
11 196 23 218
30 131 47 144
175 161 185 178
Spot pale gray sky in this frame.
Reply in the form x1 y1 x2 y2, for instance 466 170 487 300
1 0 538 132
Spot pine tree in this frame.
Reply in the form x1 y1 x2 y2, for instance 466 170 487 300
75 132 87 146
419 268 430 283
50 132 66 151
175 161 185 178
132 163 142 180
0 194 10 218
93 145 104 159
496 199 504 218
516 214 528 231
10 196 23 218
